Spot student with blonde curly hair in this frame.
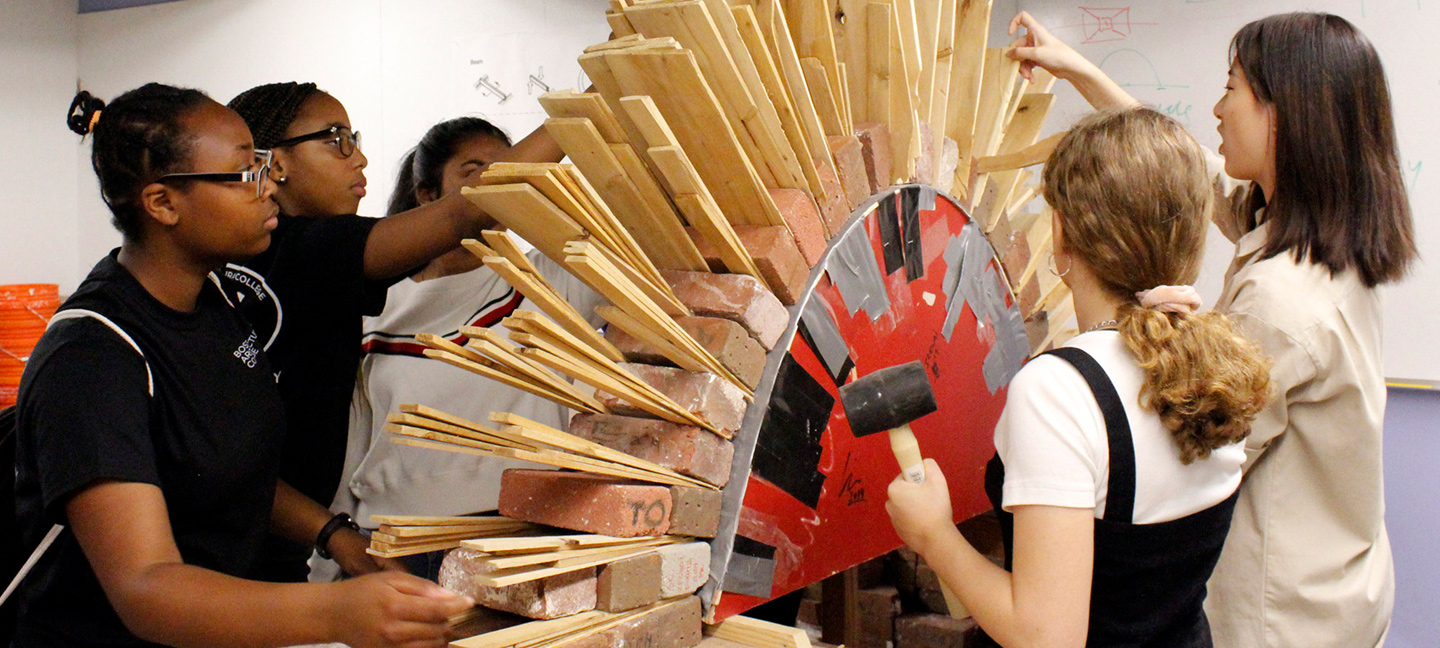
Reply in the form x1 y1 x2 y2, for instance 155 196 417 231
886 107 1271 647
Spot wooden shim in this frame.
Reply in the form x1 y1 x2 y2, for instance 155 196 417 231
566 246 749 392
865 2 892 134
761 2 833 168
390 427 699 488
974 131 1064 175
945 0 993 188
892 0 924 90
478 255 626 363
598 48 783 228
971 48 1023 160
420 345 593 413
732 4 828 208
462 184 584 265
539 90 629 144
378 523 530 538
367 537 470 558
834 0 871 124
503 311 636 386
785 1 845 132
925 0 958 176
607 10 637 38
624 0 812 192
542 118 705 272
370 514 521 527
882 0 921 183
477 537 679 571
389 411 534 451
802 57 845 138
465 334 610 412
451 611 610 648
494 411 714 489
583 226 690 317
476 232 560 295
596 304 715 376
516 346 713 431
707 614 813 648
472 543 665 588
913 0 944 120
647 146 767 282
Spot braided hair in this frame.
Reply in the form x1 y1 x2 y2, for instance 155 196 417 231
227 82 319 149
387 117 511 216
67 83 213 240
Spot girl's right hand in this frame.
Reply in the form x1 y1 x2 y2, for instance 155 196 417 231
328 571 474 648
1006 11 1093 82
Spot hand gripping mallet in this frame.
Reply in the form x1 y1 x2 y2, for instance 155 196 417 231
838 360 969 619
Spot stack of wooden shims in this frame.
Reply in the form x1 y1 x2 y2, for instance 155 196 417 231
451 598 696 648
394 0 1087 643
365 515 538 559
386 404 720 490
456 534 690 589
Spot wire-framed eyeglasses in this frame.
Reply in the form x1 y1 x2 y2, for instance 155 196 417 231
272 125 362 158
156 149 273 198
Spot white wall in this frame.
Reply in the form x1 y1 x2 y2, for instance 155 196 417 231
73 0 610 271
0 0 81 291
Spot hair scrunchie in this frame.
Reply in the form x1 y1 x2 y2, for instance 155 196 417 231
1135 285 1202 314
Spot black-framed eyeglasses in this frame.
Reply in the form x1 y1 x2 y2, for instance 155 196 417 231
272 125 362 158
156 149 273 198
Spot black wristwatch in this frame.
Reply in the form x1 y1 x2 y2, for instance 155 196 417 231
315 512 360 560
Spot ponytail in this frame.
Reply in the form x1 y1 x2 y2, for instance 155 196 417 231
1116 304 1271 464
387 148 423 216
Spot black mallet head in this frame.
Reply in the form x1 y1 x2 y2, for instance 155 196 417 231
838 360 938 437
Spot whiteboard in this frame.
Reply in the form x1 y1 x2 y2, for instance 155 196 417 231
998 0 1439 381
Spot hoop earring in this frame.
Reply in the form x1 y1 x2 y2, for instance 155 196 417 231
1047 252 1071 278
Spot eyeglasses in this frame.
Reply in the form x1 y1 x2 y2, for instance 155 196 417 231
156 149 273 198
272 125 362 158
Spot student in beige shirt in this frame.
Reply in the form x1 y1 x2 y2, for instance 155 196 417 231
1005 11 1417 647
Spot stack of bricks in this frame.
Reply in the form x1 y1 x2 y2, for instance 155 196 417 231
796 512 1005 648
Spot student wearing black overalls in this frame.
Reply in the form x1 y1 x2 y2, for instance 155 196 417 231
886 108 1272 647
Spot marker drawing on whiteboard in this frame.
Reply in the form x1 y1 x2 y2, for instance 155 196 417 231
527 67 551 95
473 75 512 104
1097 49 1189 91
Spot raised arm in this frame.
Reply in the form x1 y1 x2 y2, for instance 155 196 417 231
887 459 1093 648
1007 12 1139 111
359 125 567 281
66 481 470 648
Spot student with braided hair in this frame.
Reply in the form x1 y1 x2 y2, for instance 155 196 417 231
220 83 568 583
886 108 1272 647
10 83 470 648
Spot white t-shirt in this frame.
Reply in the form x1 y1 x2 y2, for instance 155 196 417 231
994 330 1243 523
335 254 603 525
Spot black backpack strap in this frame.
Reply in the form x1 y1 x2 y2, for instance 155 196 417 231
1042 346 1136 523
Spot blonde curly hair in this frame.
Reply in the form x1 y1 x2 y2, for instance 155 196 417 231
1043 107 1272 464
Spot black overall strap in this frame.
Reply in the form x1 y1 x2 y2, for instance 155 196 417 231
1043 347 1136 523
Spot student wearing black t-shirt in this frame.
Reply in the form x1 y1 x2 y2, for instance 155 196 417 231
11 84 470 648
224 82 568 581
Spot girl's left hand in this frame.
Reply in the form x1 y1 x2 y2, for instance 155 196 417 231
885 458 956 555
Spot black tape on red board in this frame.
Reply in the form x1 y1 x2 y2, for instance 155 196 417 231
752 354 833 509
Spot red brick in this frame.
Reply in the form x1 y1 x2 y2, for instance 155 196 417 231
438 547 596 619
894 613 983 648
738 226 809 305
815 159 853 237
498 470 673 537
668 486 723 538
856 586 900 648
769 188 826 266
598 363 748 438
915 122 936 187
568 596 703 648
569 413 735 487
598 551 663 613
657 541 711 598
605 315 767 389
855 122 894 193
828 135 871 211
660 270 789 350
